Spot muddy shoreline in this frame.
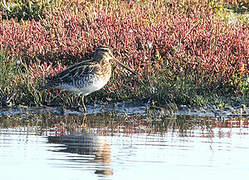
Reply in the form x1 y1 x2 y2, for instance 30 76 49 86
1 101 249 118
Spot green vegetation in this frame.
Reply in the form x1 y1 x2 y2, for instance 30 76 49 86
0 0 56 21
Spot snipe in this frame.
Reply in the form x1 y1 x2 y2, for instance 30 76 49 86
39 46 135 111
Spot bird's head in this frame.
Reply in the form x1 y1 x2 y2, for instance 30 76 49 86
94 45 137 75
94 45 114 62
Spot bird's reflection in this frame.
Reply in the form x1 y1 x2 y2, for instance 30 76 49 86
48 133 113 176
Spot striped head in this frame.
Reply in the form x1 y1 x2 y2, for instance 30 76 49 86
94 45 137 76
93 46 115 62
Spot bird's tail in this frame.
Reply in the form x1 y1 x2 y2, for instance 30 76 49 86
39 82 55 91
38 84 49 91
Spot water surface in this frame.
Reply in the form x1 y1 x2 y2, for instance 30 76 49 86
0 109 249 180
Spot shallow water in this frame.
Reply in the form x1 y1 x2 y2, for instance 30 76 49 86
1 109 249 180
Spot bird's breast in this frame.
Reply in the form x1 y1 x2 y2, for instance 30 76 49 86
59 65 112 96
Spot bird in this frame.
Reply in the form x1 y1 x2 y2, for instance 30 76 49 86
39 45 136 112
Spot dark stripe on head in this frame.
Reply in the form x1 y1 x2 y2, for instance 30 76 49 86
95 45 110 52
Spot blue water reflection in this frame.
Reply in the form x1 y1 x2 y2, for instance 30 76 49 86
0 113 249 180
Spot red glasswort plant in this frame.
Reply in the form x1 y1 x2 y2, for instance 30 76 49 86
0 0 248 106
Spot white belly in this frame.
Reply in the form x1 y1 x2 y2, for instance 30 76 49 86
59 76 109 96
78 78 108 96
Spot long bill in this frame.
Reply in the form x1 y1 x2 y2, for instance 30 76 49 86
112 56 137 76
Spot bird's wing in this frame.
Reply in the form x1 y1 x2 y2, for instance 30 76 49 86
48 59 100 84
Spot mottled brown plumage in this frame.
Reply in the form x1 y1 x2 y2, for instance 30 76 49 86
40 46 135 112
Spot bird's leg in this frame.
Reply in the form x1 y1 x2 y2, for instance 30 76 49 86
81 95 87 112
